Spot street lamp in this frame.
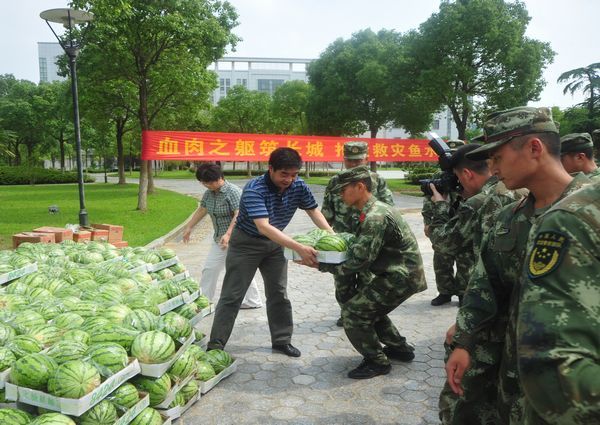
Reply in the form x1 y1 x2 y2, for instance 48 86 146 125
40 8 93 227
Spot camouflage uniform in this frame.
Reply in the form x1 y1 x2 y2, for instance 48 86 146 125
320 167 427 366
517 180 600 424
560 133 600 180
321 142 394 307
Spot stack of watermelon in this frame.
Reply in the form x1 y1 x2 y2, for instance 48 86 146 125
292 229 354 251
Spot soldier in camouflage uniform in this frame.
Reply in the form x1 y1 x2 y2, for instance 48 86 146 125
313 166 426 379
321 142 394 326
559 132 600 179
518 180 600 424
445 106 591 425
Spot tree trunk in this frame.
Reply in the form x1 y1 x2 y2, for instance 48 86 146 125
59 130 65 171
116 119 126 185
305 161 310 178
246 161 251 177
148 161 155 194
137 80 150 211
369 127 378 172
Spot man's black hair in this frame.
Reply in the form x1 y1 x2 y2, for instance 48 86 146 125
353 177 372 192
195 163 224 182
451 144 489 175
511 132 561 158
269 147 303 171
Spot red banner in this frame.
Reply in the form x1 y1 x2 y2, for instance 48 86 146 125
142 131 437 162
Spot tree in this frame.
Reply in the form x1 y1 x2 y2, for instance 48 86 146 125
271 80 310 134
557 62 600 133
36 81 73 170
210 85 272 133
72 0 239 211
405 0 555 139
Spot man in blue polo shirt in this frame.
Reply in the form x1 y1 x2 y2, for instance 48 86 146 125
208 147 334 357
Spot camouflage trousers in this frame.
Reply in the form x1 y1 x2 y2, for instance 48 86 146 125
433 251 470 296
439 340 503 425
341 277 415 366
333 273 359 306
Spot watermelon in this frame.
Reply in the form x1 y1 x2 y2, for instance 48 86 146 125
65 301 97 318
7 335 43 359
167 349 196 381
46 341 88 364
78 400 117 425
125 296 160 315
131 374 171 406
206 349 233 374
47 360 101 398
0 347 16 372
37 303 63 321
157 247 176 260
168 392 185 408
123 309 158 332
173 302 198 320
155 268 174 281
62 329 90 345
102 304 133 325
0 294 28 312
89 326 139 351
130 331 175 364
30 412 76 425
157 312 192 341
10 353 58 390
86 343 129 377
337 232 357 245
130 407 163 425
195 360 216 381
115 277 139 293
0 323 16 345
180 379 199 402
292 234 317 247
95 286 124 305
194 295 210 310
131 272 153 285
0 408 34 425
26 287 52 301
27 325 62 347
80 317 111 334
169 262 186 275
307 228 330 240
314 234 348 252
144 286 169 303
186 345 209 362
141 252 162 265
12 310 46 334
52 312 85 330
108 383 140 409
178 278 198 294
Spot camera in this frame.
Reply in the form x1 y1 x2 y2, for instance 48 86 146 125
419 132 462 196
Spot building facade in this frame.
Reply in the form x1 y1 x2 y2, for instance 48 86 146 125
38 42 66 83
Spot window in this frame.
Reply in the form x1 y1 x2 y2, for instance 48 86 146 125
219 78 231 96
257 79 285 95
432 119 440 130
235 78 247 87
39 58 48 82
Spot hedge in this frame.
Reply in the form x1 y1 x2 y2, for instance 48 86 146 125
405 166 439 185
0 166 95 185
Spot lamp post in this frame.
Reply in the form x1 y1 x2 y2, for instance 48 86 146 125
40 8 93 227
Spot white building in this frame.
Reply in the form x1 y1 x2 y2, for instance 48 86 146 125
38 42 66 83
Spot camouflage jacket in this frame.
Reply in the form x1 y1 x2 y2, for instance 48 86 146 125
517 180 600 425
322 171 394 233
452 173 590 352
421 190 462 227
320 198 427 295
429 176 526 261
587 167 600 180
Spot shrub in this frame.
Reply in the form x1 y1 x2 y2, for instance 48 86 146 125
0 166 95 185
405 166 440 185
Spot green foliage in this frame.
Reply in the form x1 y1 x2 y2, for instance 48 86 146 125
210 86 272 132
0 166 94 185
271 80 310 134
557 63 600 132
404 0 555 139
405 166 439 185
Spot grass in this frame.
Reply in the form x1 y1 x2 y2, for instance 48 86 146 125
0 183 198 250
303 176 423 196
108 170 250 180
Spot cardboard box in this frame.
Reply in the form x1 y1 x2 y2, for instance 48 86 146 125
114 393 150 425
200 359 237 394
73 231 92 242
33 227 73 243
0 263 38 286
111 240 129 248
91 229 109 242
156 390 200 420
283 248 347 264
154 374 194 409
147 257 179 272
91 223 124 242
138 333 195 377
12 232 55 248
190 305 214 327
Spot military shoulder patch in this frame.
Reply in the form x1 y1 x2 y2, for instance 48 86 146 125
528 231 569 279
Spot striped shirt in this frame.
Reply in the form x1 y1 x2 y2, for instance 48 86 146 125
236 172 318 237
200 181 241 242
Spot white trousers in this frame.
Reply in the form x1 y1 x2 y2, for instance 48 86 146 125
200 239 262 307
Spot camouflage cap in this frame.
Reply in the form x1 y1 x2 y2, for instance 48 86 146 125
344 141 368 160
561 133 594 154
466 106 559 160
332 165 371 192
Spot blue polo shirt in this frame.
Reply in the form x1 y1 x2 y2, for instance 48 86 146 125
236 172 318 237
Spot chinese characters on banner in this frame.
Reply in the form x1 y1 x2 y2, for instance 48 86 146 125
142 131 438 162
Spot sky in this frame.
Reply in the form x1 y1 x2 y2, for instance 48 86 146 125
1 0 597 109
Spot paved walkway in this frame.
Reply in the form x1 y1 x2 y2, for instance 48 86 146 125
126 177 456 425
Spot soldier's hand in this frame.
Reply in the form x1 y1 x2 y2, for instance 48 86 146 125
446 347 470 396
445 323 457 345
430 183 447 202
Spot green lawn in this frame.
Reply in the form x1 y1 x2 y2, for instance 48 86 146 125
304 176 423 196
0 184 198 250
108 170 251 180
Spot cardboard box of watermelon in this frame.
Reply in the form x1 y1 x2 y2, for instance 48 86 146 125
284 229 352 264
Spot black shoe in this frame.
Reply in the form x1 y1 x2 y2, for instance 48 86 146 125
431 294 452 306
458 296 464 307
336 317 344 327
383 346 415 362
272 343 301 357
347 359 391 379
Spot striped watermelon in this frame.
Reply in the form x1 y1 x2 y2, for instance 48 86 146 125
180 380 199 403
30 412 76 425
144 287 169 305
131 374 171 406
169 262 186 274
62 329 90 345
130 407 163 425
206 349 233 374
12 310 46 334
194 295 210 310
158 247 176 260
0 408 34 425
131 331 175 364
0 347 16 372
155 268 174 281
86 343 128 377
108 383 140 409
89 326 140 351
195 360 216 381
52 312 85 330
26 287 52 301
115 277 139 293
95 286 124 306
65 301 97 318
79 317 111 333
125 296 160 315
168 392 185 408
157 312 192 341
174 302 198 320
0 323 16 345
178 278 198 294
314 234 348 251
78 400 117 425
7 335 43 359
102 304 133 325
47 360 101 398
10 353 58 390
46 341 88 364
27 325 62 347
186 345 209 362
292 234 317 247
167 349 196 381
123 309 158 332
37 303 63 321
